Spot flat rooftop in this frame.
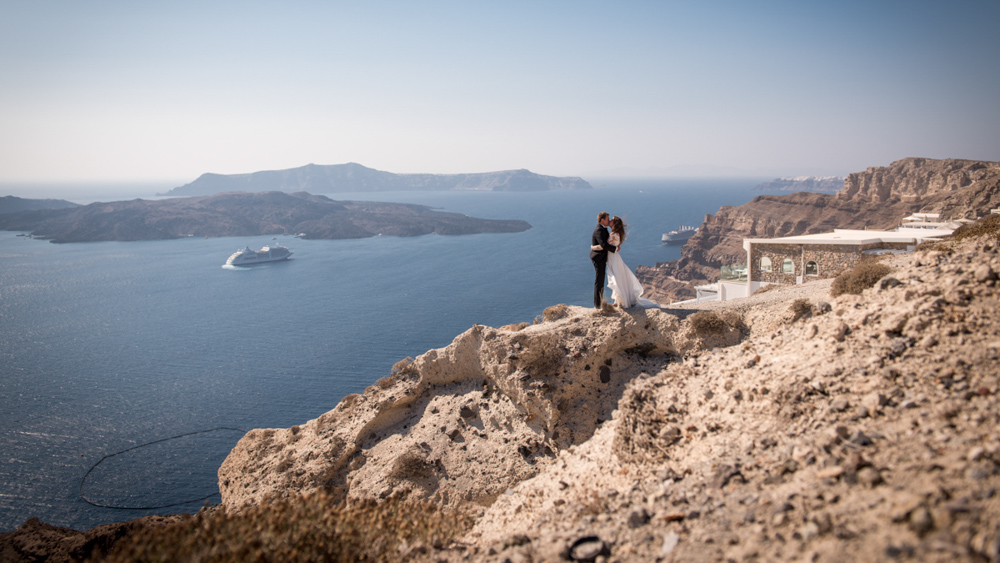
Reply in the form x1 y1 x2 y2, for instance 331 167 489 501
743 228 954 249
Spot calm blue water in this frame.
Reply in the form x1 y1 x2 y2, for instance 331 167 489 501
0 178 772 531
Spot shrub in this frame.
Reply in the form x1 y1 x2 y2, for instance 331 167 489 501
543 304 570 321
789 298 812 321
830 257 892 297
914 214 1000 253
689 311 726 336
104 492 473 562
719 310 746 332
951 213 1000 242
375 375 397 389
338 394 361 410
389 357 419 381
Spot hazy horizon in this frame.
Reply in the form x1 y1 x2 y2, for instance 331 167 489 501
2 1 998 189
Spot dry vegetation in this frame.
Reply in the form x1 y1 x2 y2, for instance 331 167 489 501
688 311 726 335
100 493 473 562
830 256 893 297
788 297 813 321
951 213 1000 242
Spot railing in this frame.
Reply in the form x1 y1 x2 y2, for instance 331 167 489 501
720 264 747 281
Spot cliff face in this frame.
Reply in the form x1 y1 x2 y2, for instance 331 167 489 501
838 157 999 204
211 231 1000 562
637 158 1000 303
217 306 742 510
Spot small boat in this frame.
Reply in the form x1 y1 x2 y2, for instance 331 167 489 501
662 226 697 244
225 243 293 266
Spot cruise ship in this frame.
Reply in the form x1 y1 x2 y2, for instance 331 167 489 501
226 243 293 266
661 226 697 244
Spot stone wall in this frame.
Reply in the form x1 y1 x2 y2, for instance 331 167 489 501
749 241 910 284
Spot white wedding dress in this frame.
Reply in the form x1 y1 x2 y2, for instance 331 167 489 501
606 233 656 308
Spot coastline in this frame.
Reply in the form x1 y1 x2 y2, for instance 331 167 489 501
7 228 999 561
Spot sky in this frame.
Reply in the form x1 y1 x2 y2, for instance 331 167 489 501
1 0 998 186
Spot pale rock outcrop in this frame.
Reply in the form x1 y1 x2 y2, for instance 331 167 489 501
469 235 1000 562
218 304 742 510
217 218 1000 562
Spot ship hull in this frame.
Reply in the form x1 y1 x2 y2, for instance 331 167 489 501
226 255 292 266
661 230 695 244
225 244 293 266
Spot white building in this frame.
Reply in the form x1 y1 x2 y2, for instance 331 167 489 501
678 224 956 304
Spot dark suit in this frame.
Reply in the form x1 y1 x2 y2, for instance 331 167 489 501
590 223 617 308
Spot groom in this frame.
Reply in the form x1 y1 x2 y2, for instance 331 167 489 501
590 211 617 308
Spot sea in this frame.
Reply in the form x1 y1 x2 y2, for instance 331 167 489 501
0 178 777 532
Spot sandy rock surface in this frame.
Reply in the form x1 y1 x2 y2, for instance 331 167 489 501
218 301 743 511
457 237 1000 562
217 233 1000 562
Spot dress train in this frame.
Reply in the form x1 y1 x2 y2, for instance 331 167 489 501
606 235 657 308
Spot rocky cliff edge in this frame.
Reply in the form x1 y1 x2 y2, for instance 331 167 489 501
218 226 1000 562
218 304 742 510
5 220 1000 562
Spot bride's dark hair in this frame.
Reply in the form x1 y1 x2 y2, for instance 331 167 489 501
611 216 626 243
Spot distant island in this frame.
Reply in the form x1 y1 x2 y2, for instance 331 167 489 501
159 163 593 197
0 195 80 215
0 191 531 243
752 176 845 193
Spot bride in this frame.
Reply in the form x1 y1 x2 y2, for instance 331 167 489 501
591 216 654 308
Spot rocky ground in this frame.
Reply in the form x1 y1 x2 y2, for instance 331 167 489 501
3 231 998 562
211 230 1000 562
452 236 1000 562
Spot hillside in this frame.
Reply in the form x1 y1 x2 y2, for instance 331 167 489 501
3 219 999 561
0 191 531 243
0 195 79 215
159 163 593 197
637 158 1000 302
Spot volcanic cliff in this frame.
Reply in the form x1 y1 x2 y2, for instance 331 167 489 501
637 158 1000 303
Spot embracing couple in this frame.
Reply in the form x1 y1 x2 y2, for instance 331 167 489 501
590 211 651 310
